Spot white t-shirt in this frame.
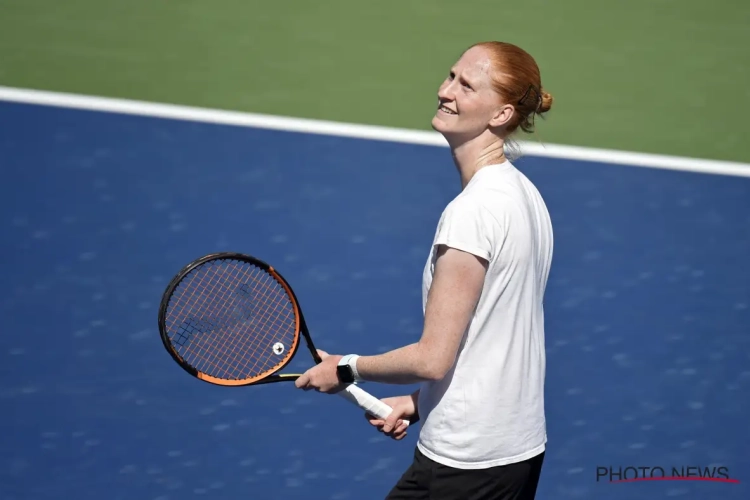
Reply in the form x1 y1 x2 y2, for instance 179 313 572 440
416 161 553 469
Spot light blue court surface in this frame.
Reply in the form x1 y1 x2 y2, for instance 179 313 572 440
1 101 749 500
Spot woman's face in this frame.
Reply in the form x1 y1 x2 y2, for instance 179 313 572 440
431 46 512 142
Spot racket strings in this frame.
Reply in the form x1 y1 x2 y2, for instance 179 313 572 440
213 269 290 376
174 264 244 373
165 259 298 381
190 264 293 378
170 262 250 375
173 263 293 378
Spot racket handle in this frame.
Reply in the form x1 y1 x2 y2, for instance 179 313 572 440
336 384 410 428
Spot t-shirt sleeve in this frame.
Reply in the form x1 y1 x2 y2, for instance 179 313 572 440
433 196 495 262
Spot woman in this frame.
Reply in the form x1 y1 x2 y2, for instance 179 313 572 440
295 41 554 500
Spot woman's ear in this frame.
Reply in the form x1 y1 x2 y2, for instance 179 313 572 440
489 103 515 129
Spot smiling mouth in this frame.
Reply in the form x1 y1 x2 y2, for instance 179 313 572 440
438 104 457 115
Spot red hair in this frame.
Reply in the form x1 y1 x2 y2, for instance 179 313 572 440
471 41 553 134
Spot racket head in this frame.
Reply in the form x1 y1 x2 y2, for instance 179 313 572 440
158 252 309 386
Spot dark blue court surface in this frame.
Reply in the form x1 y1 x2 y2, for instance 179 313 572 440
1 101 749 500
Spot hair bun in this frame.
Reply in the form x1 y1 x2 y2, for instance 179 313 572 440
538 91 553 113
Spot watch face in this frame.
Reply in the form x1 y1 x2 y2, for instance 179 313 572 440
337 365 354 384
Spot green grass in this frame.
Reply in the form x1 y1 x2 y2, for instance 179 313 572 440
1 0 749 162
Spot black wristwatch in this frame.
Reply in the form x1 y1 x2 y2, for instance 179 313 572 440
337 354 361 384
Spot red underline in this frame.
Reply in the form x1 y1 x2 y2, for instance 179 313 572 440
611 477 740 484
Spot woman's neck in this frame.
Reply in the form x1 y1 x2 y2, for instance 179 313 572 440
449 133 507 189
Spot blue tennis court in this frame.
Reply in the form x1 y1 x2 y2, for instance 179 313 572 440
1 100 748 500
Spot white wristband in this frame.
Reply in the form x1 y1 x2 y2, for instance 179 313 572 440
340 354 363 383
349 354 362 382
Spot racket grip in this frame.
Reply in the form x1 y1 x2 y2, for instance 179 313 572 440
337 384 410 428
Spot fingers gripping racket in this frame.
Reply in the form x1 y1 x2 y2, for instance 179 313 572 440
158 252 404 424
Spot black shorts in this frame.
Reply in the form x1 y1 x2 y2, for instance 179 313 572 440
385 447 545 500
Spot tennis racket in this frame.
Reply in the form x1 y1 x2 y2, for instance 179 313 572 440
158 252 406 425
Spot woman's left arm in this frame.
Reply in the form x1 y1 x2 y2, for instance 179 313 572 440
357 244 488 384
294 245 487 393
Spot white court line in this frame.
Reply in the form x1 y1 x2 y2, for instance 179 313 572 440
1 85 749 178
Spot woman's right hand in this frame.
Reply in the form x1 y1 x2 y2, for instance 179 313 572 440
365 393 418 441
